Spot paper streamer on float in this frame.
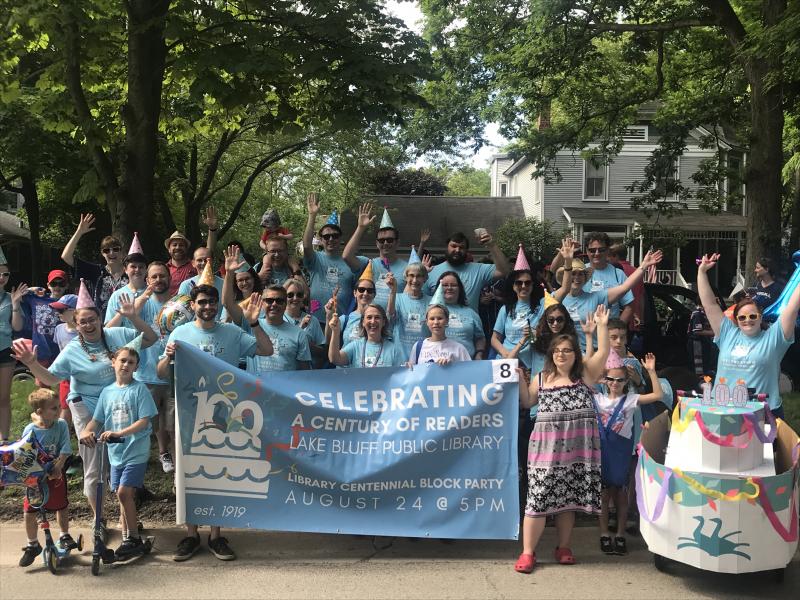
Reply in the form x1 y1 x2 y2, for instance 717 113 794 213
671 404 777 447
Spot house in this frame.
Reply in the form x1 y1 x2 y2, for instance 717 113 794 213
490 112 748 295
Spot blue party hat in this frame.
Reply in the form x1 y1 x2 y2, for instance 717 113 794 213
123 333 144 353
326 209 339 226
429 282 446 307
235 252 252 273
408 245 421 265
379 207 394 229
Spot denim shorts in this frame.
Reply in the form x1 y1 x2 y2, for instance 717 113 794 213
110 462 148 491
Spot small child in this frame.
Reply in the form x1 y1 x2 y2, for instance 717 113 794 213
259 208 293 249
408 304 472 366
594 350 662 556
51 294 78 427
19 389 75 567
79 346 157 559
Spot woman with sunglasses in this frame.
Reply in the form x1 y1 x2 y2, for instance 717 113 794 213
283 277 326 366
328 304 404 368
698 253 800 420
325 267 396 347
514 304 611 573
435 272 486 360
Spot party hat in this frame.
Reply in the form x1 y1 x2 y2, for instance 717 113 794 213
76 279 96 309
605 349 624 370
408 245 421 265
430 282 446 307
359 261 374 282
199 259 215 286
379 207 394 229
0 245 7 265
123 333 144 353
235 252 252 274
724 303 735 323
543 293 559 309
326 209 339 226
514 244 530 271
128 231 144 256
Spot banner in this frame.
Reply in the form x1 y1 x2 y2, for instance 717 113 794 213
174 344 520 539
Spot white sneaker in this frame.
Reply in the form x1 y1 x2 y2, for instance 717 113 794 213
159 452 175 473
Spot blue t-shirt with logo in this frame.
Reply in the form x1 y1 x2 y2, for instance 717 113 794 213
425 262 496 312
247 320 311 374
339 311 364 345
493 301 539 368
22 419 72 459
443 304 484 358
283 312 326 346
561 290 609 352
165 321 257 368
103 283 147 325
342 338 404 368
93 380 157 467
393 293 432 359
355 256 408 308
20 294 60 362
134 295 168 385
304 251 360 322
583 263 633 318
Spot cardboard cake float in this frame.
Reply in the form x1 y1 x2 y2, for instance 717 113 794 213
637 380 799 578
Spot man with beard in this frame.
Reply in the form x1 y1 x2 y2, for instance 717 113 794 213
177 247 225 319
157 284 272 562
165 207 219 296
61 214 128 316
302 192 361 322
424 231 510 311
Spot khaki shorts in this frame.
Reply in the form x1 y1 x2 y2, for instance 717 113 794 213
147 384 175 432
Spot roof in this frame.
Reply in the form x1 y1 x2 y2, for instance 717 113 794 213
561 207 747 231
341 195 525 255
0 210 30 240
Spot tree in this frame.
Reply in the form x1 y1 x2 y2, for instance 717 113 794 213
494 217 567 262
365 166 448 195
443 166 490 197
418 0 800 273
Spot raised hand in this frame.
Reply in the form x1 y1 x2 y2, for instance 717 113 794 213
386 272 397 291
300 314 312 329
203 206 218 230
164 341 177 358
324 297 336 317
116 293 138 319
697 253 720 273
641 249 664 270
641 352 657 371
76 213 96 236
357 203 375 228
580 312 597 336
224 245 245 272
419 228 431 244
593 303 609 327
422 253 433 272
328 313 340 331
558 237 575 262
307 192 320 215
10 283 28 305
242 293 264 323
11 339 37 365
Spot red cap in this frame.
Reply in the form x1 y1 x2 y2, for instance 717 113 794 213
47 269 69 284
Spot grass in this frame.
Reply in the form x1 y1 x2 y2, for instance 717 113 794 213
1 381 176 523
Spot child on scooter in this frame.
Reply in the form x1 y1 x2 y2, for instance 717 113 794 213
19 389 75 567
80 345 156 559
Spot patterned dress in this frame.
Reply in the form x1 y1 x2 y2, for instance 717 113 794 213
525 379 601 517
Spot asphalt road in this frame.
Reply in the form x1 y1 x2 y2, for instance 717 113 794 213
0 524 797 599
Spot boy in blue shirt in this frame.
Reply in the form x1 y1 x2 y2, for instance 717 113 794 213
19 389 75 567
80 344 157 559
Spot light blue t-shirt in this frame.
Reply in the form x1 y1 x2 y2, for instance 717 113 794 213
425 262 496 312
342 338 404 368
304 251 360 322
264 266 293 288
561 290 609 351
177 275 225 319
165 321 257 368
493 302 539 368
0 292 12 351
247 320 311 374
22 419 72 459
340 311 364 345
714 317 793 410
443 304 484 358
283 312 325 346
93 380 157 467
48 327 139 412
135 295 168 385
356 256 408 308
393 293 432 359
583 263 633 318
103 283 147 325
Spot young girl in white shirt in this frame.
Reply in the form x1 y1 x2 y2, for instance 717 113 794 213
408 304 471 366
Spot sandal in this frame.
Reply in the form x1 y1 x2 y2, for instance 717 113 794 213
614 536 628 556
599 536 614 555
514 552 536 573
554 546 576 565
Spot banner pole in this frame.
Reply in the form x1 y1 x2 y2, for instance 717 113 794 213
172 353 185 525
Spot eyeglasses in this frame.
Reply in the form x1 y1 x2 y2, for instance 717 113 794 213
736 313 760 322
604 376 627 383
49 280 67 286
513 280 533 287
286 292 305 299
195 299 218 306
587 247 607 254
547 316 565 325
321 233 340 241
356 287 375 294
440 283 459 289
77 317 98 326
552 348 575 355
377 238 396 244
266 248 286 255
101 247 121 255
264 297 286 305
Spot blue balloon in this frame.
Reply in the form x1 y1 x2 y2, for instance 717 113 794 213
762 250 800 326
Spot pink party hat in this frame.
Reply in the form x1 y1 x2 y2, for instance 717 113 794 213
605 349 624 370
514 244 530 271
128 231 144 256
76 279 96 309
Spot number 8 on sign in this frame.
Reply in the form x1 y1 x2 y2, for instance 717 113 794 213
491 359 519 384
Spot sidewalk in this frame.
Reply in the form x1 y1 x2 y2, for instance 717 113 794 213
1 523 797 599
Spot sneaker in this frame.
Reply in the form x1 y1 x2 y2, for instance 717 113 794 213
614 536 628 556
59 533 78 551
159 452 175 473
19 542 42 567
207 535 236 561
92 520 108 544
116 537 146 559
173 535 201 562
599 535 614 555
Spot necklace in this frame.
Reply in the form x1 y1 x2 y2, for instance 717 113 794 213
361 339 384 367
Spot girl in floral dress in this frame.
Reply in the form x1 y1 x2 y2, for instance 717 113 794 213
514 304 610 573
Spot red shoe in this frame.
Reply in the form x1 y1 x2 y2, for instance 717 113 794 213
514 552 536 573
554 547 576 565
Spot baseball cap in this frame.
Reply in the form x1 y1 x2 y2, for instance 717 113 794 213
47 269 69 284
50 294 78 311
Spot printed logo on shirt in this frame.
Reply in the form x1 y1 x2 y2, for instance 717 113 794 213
364 355 377 367
406 313 422 332
111 400 131 431
197 339 225 357
34 303 59 336
730 344 750 359
590 279 604 291
325 266 341 284
448 314 463 328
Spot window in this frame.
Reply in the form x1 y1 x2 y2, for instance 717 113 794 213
622 125 649 142
653 156 679 200
583 158 607 200
499 182 508 197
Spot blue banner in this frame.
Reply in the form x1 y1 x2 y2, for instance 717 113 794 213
174 344 520 539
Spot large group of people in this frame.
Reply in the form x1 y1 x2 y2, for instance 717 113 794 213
2 193 799 572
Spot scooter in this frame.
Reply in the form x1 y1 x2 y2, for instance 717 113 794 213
81 436 154 576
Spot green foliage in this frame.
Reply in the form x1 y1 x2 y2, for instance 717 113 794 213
365 166 448 196
443 166 490 197
494 217 567 262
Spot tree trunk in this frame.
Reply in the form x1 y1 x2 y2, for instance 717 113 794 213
20 172 42 283
790 166 800 252
118 0 169 253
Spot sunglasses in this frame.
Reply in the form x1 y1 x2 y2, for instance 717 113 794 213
356 287 375 294
49 280 67 286
195 299 218 306
321 234 340 241
286 292 305 299
101 247 122 254
736 313 760 322
547 316 566 325
264 297 287 305
513 280 533 287
377 238 396 244
587 247 607 254
604 376 627 383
